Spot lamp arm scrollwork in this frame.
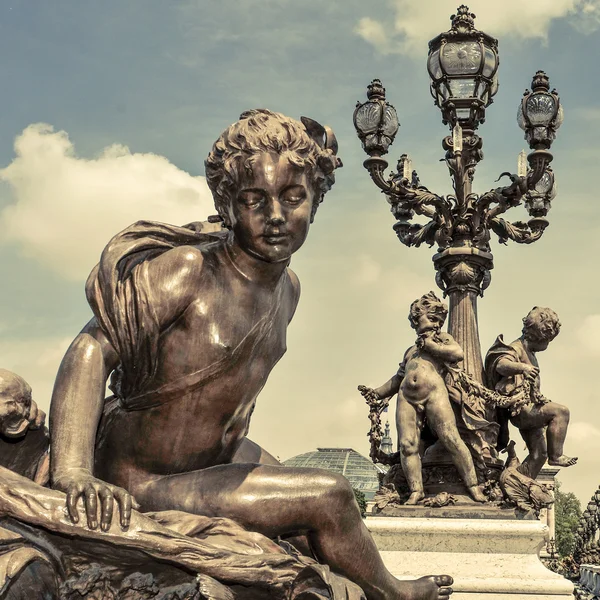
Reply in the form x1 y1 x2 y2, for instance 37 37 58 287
489 217 545 245
472 172 528 238
365 156 454 247
393 219 440 248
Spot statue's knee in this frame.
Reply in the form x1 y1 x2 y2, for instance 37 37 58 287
399 438 418 457
319 472 355 508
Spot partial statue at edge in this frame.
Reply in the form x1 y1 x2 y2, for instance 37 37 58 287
360 297 577 515
0 110 453 600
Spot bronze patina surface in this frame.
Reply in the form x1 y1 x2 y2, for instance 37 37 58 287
2 110 454 600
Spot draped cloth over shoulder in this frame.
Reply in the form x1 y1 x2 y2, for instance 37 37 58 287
86 220 286 411
86 220 224 406
484 334 547 420
485 336 524 399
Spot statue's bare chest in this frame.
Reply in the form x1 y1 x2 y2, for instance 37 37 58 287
156 286 290 382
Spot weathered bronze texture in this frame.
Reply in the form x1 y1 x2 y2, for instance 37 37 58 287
359 298 570 516
354 8 564 487
485 307 577 480
359 292 487 505
0 109 455 600
353 8 562 386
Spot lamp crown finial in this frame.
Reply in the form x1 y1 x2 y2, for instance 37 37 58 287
451 5 476 31
366 79 386 101
531 70 550 92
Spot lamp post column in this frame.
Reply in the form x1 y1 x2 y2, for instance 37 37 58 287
434 247 492 383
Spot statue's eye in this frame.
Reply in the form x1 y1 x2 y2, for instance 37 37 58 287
238 191 264 207
281 186 307 204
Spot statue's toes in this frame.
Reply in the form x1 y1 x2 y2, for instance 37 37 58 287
434 575 453 587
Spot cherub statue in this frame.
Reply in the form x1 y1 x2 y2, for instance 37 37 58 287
360 292 486 505
0 369 49 484
48 111 453 600
485 306 577 480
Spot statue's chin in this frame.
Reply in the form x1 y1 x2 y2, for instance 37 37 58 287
1 419 29 439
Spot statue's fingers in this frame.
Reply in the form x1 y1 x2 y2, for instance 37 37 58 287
98 487 114 532
114 489 133 529
66 484 84 524
83 484 99 529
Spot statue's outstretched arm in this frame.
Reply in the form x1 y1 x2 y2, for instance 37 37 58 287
49 320 137 530
373 373 403 400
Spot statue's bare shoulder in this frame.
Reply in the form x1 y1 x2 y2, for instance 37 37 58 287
142 243 209 329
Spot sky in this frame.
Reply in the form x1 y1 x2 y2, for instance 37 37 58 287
1 0 599 506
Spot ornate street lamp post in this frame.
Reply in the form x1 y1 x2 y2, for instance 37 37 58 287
353 6 562 392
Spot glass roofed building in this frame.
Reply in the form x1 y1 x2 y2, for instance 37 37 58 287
283 447 386 500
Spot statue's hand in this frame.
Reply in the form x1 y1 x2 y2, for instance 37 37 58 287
53 468 140 531
522 365 540 379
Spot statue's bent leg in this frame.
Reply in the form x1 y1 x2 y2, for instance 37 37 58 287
541 402 573 464
231 438 313 556
514 425 547 480
135 464 452 600
396 394 424 504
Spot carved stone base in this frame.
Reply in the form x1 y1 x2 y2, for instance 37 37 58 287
419 442 503 496
366 516 573 599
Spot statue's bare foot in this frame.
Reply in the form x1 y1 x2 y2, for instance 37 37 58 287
396 575 453 600
548 455 578 468
404 491 425 505
467 485 487 503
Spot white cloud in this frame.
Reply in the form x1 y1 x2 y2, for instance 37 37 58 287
355 18 392 55
356 0 595 57
572 1 600 32
0 124 214 281
576 314 600 356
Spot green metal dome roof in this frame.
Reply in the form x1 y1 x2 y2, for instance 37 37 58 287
283 448 384 499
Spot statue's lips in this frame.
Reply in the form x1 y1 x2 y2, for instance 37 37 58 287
262 233 288 245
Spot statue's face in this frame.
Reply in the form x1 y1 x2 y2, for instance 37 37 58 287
0 388 30 438
415 309 445 334
228 152 314 263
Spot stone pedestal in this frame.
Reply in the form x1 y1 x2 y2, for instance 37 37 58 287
366 516 574 599
536 467 560 558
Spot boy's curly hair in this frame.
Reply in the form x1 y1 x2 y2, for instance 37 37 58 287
522 307 561 342
204 109 341 226
408 291 448 330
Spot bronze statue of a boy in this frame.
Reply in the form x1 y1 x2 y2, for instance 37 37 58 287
485 306 577 480
49 110 452 600
360 292 486 505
